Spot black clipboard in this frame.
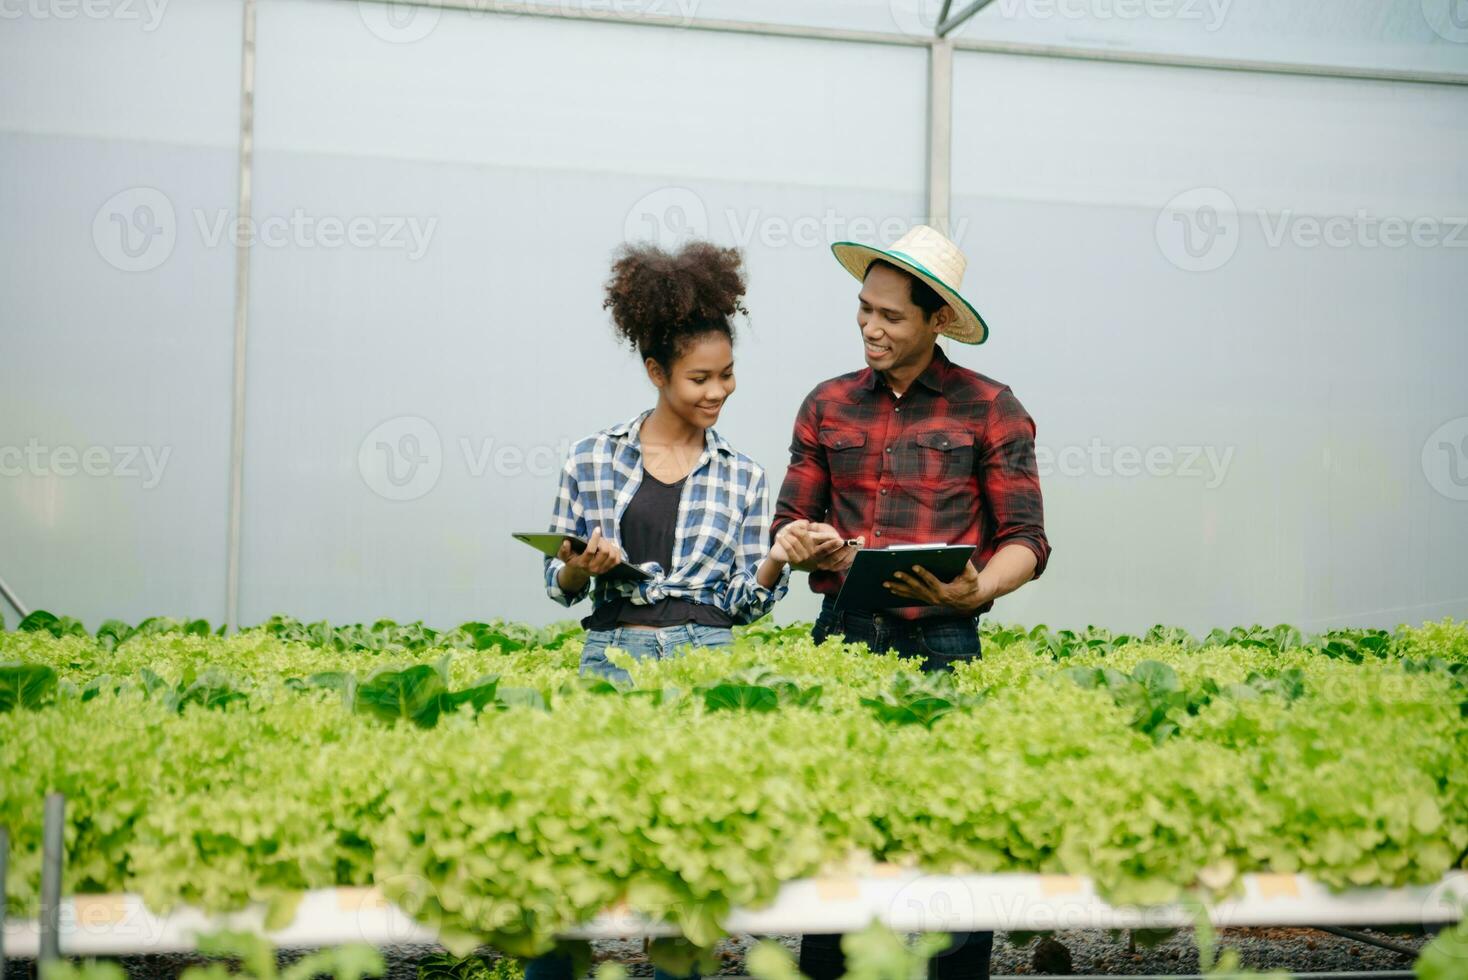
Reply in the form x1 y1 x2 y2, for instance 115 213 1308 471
511 532 653 582
832 544 976 611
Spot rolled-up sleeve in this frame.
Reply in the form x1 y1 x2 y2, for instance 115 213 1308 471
723 468 790 623
979 388 1051 579
543 457 591 606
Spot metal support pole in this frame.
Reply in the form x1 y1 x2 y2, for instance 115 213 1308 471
0 574 28 622
40 794 64 962
937 0 1000 38
926 37 953 236
1313 925 1422 959
224 0 257 635
1 824 9 979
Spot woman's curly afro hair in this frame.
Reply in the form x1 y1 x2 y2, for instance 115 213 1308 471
603 240 748 369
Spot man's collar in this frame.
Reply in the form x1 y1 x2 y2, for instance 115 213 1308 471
608 410 734 457
861 344 950 397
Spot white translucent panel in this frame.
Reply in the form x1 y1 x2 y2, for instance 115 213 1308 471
951 52 1468 633
951 0 1468 77
0 5 244 628
239 0 928 626
257 0 925 190
951 55 1466 217
0 0 244 147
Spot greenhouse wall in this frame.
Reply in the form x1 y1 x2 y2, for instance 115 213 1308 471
2 0 1467 633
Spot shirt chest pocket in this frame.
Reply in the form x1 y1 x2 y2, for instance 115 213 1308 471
913 429 976 484
818 428 869 479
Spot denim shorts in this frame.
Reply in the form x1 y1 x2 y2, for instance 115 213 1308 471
579 622 735 684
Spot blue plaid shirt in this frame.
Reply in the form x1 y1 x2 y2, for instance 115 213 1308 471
544 411 790 625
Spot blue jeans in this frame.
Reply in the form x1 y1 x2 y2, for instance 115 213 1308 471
803 596 993 980
523 950 694 980
811 597 984 673
579 623 735 685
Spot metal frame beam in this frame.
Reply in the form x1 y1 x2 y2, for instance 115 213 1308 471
359 0 929 46
224 0 257 634
353 0 1468 85
949 37 1468 87
937 0 1000 38
0 573 28 621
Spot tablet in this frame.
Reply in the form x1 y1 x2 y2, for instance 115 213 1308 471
511 532 653 582
832 543 977 611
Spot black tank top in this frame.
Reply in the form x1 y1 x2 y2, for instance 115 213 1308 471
581 472 735 631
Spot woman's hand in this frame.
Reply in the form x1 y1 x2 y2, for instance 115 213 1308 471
555 527 624 593
771 520 846 569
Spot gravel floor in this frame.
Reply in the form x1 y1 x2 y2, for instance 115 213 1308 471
4 927 1436 979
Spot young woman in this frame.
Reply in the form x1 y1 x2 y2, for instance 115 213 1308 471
527 243 841 980
541 240 839 685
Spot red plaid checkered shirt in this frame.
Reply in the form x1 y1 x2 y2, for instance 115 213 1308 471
772 346 1051 620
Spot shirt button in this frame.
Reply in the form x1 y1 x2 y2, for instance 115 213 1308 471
885 446 892 454
874 530 883 537
895 406 902 413
880 488 888 496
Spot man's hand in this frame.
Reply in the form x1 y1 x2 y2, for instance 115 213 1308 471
810 531 863 572
772 520 845 568
555 527 624 593
883 561 990 614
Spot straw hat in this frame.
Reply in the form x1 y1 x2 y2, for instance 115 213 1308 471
831 224 988 345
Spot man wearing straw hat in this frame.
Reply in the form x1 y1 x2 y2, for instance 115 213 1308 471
772 224 1051 980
